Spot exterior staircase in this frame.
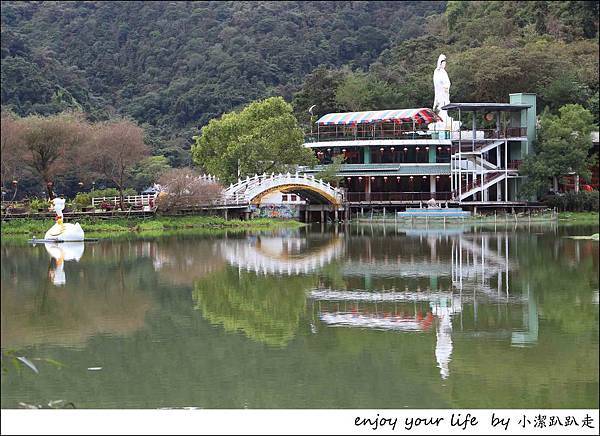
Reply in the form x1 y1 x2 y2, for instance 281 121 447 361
451 138 512 201
456 139 504 154
453 171 508 201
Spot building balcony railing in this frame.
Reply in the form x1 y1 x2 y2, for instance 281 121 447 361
346 191 452 202
508 160 523 169
455 127 527 140
303 163 450 173
305 127 527 143
305 129 432 143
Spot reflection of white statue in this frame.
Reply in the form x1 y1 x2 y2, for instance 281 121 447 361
45 242 85 286
433 54 451 124
44 195 85 241
431 298 461 380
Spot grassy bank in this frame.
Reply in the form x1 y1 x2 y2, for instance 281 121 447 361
557 212 599 224
357 211 599 225
0 216 304 240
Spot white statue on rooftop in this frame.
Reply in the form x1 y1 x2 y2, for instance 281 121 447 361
433 54 451 125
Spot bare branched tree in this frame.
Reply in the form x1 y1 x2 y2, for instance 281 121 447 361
156 168 223 212
85 120 149 209
20 112 91 199
0 111 25 191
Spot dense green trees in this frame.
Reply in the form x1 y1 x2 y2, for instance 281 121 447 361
192 97 316 184
1 1 444 165
292 2 599 123
520 104 597 196
1 1 598 191
130 156 171 192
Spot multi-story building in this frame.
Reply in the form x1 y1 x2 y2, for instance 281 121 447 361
299 93 537 207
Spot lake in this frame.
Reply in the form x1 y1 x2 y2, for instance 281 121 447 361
1 223 598 409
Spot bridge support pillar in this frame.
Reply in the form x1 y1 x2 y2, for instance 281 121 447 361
320 208 325 223
224 208 228 221
334 208 338 222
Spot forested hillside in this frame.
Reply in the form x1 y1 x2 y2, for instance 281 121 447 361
1 0 443 165
293 1 599 124
2 1 598 169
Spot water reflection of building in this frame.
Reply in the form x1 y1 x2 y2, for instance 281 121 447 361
310 230 538 379
310 289 461 380
220 235 344 275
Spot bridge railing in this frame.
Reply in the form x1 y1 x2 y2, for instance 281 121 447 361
224 172 345 203
216 193 250 205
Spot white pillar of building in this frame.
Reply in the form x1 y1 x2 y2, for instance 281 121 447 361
430 175 437 196
497 182 502 201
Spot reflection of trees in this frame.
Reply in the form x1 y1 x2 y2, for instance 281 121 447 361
1 244 155 349
192 268 315 347
150 239 226 285
514 235 599 335
441 333 598 408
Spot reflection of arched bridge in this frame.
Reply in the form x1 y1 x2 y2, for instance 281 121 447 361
223 172 345 206
220 236 344 275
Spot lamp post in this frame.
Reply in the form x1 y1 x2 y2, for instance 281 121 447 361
46 181 54 200
11 180 18 202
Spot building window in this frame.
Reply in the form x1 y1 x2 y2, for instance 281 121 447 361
290 195 297 202
281 195 288 202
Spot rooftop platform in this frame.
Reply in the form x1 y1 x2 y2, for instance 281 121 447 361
442 103 531 112
316 108 439 126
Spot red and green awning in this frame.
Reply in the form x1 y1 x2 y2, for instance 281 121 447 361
316 108 440 126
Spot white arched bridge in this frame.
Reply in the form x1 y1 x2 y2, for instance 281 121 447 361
223 172 345 206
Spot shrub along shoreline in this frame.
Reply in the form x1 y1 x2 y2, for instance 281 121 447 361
0 216 304 240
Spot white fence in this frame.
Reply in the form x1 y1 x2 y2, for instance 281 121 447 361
91 194 158 208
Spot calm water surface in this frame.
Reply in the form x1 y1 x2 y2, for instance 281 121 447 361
1 223 598 408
